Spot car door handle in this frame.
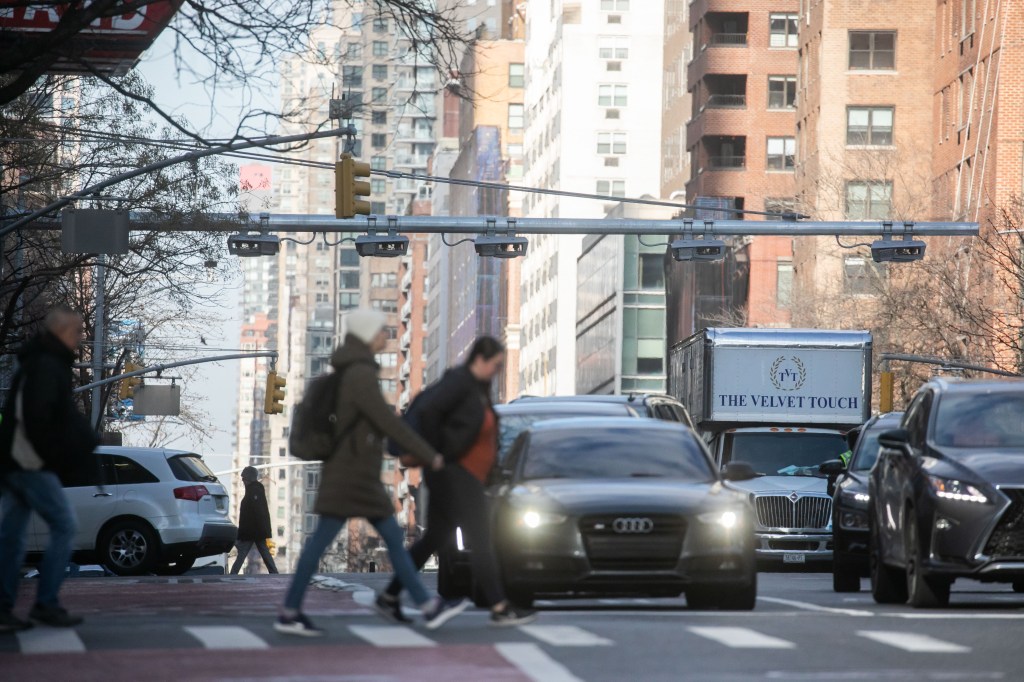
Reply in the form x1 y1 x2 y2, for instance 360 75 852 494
93 492 112 497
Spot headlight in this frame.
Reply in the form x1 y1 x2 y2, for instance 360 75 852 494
927 475 988 504
840 510 869 530
698 510 741 529
840 489 871 505
518 510 567 529
455 526 465 551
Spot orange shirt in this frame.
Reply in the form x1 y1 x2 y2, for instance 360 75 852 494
461 406 497 483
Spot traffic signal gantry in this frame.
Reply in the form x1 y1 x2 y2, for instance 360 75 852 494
264 371 286 414
335 153 372 219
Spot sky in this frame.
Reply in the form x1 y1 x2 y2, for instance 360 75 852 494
129 31 280 456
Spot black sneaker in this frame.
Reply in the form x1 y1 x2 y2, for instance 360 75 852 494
423 597 469 631
374 592 412 624
29 605 83 628
0 612 33 634
490 603 536 627
274 613 324 637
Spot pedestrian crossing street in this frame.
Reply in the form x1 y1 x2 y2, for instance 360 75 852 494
8 622 976 655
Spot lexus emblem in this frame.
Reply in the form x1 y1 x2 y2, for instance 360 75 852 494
612 517 654 534
789 492 799 503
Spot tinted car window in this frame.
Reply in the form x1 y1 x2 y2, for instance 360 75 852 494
851 430 884 471
934 393 1024 448
498 409 629 462
722 432 849 477
521 428 714 481
110 455 160 484
168 454 219 482
62 458 115 488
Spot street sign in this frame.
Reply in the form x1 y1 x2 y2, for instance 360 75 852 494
131 384 181 416
61 209 130 254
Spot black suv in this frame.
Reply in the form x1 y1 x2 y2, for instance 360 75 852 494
512 393 695 430
869 378 1024 607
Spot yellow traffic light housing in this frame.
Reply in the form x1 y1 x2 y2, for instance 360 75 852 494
264 371 287 414
335 153 372 219
119 363 143 400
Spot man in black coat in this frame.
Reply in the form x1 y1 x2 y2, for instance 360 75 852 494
0 307 99 632
230 467 278 574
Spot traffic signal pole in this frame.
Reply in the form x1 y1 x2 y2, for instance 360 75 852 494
74 351 279 394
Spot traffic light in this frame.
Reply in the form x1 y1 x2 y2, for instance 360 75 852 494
264 371 286 414
335 153 372 219
119 363 142 400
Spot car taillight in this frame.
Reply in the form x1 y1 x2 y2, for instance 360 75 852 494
173 485 210 501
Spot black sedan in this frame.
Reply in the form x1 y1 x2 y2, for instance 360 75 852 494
870 378 1024 607
493 417 758 609
830 412 903 592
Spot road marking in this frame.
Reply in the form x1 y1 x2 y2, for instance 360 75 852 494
184 626 268 650
520 625 613 646
757 596 874 616
348 625 436 647
688 626 796 649
16 628 86 654
889 612 1024 620
857 631 970 653
496 642 584 682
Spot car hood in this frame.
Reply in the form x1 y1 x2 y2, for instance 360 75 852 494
508 479 741 516
938 448 1024 486
726 475 828 496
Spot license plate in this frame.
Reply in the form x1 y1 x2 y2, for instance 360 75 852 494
783 553 806 564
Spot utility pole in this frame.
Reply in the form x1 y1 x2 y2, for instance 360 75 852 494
90 254 106 429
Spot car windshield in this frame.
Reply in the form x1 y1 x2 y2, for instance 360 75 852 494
851 429 885 471
722 432 849 477
521 427 714 482
168 454 219 483
934 393 1024 448
498 410 628 463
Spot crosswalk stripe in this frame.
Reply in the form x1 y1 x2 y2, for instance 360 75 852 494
520 625 613 647
348 625 437 647
496 642 584 682
857 630 970 653
688 626 796 649
184 625 268 650
16 628 86 654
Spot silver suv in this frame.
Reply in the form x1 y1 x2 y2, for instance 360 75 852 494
20 447 236 576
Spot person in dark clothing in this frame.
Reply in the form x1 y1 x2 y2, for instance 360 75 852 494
230 466 278 575
0 307 99 632
381 336 535 627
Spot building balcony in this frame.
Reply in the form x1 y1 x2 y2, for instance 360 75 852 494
400 358 411 380
401 298 412 321
400 327 411 349
707 155 746 170
709 33 747 46
394 154 431 169
401 268 412 293
706 94 746 109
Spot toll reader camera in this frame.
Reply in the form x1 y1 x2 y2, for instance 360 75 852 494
670 237 726 262
475 235 529 259
227 233 280 257
871 238 926 263
355 233 409 257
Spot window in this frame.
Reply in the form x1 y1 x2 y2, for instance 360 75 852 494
376 352 398 368
639 253 664 290
347 42 362 58
373 17 387 32
372 64 388 82
371 133 387 148
843 256 883 296
776 259 793 308
596 179 626 197
371 272 397 288
372 41 388 57
371 155 387 170
769 14 798 48
845 180 893 219
508 103 524 130
342 65 363 88
371 87 387 103
849 31 895 70
380 378 397 393
339 292 359 310
598 84 628 106
596 132 627 155
384 325 398 339
508 63 524 88
600 0 629 9
371 179 386 194
767 76 797 109
766 136 795 170
371 298 398 313
339 249 360 267
847 106 893 145
110 456 159 485
339 271 360 289
372 110 387 125
598 36 629 59
371 201 386 214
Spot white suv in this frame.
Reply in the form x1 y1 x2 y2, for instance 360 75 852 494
22 447 236 576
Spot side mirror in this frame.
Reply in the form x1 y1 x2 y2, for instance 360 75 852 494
819 459 846 476
878 428 911 452
723 462 759 482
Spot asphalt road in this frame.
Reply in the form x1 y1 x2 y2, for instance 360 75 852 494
2 571 1023 681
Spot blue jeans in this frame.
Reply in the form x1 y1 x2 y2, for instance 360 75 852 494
0 470 77 611
284 515 431 611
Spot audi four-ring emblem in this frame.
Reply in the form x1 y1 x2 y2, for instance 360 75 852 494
612 517 654 534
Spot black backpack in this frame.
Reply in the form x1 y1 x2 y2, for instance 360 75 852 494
288 368 356 462
386 381 439 457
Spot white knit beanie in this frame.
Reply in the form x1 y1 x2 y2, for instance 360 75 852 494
344 308 388 345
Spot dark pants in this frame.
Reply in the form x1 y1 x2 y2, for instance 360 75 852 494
385 464 505 607
230 539 278 574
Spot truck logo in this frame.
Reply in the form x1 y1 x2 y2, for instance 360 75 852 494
770 356 806 391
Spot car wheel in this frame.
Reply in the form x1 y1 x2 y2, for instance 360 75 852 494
905 518 950 608
99 520 158 576
687 575 757 611
155 556 196 576
869 514 907 604
1013 581 1024 593
833 565 861 593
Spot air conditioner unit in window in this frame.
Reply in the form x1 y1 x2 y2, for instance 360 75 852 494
605 109 620 119
607 14 622 23
606 61 622 71
604 157 619 167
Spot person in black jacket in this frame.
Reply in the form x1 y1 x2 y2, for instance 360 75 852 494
380 336 535 627
230 467 278 574
0 307 99 632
